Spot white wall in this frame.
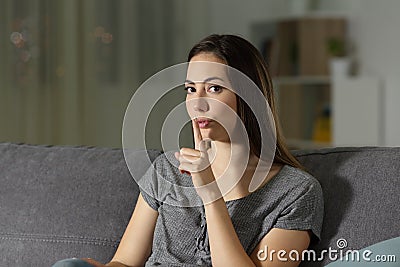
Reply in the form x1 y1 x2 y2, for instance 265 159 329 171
208 0 400 146
318 0 400 146
208 0 289 39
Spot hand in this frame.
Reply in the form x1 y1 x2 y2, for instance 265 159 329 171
174 119 215 186
175 119 223 204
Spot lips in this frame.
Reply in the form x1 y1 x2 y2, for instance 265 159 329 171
196 118 212 128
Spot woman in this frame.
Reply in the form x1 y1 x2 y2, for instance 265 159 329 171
53 34 323 267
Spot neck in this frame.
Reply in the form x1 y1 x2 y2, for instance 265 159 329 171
208 140 252 175
208 140 279 201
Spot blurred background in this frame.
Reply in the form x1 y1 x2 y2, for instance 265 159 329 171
1 0 399 150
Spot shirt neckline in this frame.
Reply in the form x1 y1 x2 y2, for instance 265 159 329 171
224 164 289 204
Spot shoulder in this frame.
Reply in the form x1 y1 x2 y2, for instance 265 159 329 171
272 165 324 242
278 165 323 196
266 165 324 218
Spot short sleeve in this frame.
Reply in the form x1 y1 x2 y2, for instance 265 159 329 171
140 187 160 211
138 157 163 211
273 179 324 243
137 151 200 209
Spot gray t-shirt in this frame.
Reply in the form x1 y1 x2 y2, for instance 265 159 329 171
139 152 324 267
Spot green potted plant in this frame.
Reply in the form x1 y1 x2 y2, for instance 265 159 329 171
327 37 350 78
327 38 346 57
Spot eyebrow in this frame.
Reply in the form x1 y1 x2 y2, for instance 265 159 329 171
184 76 224 84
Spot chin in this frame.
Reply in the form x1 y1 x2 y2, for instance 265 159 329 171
201 131 229 143
199 129 212 139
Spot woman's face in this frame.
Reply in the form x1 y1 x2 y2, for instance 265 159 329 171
185 53 237 142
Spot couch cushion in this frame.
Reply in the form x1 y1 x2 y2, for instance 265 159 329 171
0 142 160 267
1 143 399 267
294 147 400 267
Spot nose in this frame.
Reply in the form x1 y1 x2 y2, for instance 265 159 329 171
193 97 209 112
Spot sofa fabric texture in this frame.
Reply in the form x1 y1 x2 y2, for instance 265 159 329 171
0 143 399 267
0 143 160 266
293 147 400 266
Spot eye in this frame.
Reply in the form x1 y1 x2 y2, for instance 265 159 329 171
208 85 222 93
184 86 196 94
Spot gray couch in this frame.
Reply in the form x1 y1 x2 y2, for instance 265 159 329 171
0 142 399 267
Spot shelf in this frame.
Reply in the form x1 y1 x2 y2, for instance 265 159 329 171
273 76 331 86
287 138 332 150
253 17 347 150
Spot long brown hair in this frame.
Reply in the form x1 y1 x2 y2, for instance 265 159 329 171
188 34 304 170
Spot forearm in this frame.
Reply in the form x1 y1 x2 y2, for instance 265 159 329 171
82 259 138 267
106 261 142 267
105 261 130 267
204 198 256 267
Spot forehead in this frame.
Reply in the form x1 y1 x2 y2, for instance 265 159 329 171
190 52 226 63
186 60 231 88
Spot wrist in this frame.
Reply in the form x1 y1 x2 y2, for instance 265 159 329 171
195 180 223 205
191 166 215 186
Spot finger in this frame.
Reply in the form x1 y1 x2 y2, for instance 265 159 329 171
180 169 191 175
192 119 203 150
199 139 211 152
177 161 192 175
175 152 192 175
176 151 199 162
179 162 195 173
179 160 209 174
180 147 201 157
178 154 200 163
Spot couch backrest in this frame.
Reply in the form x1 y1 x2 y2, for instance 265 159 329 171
293 147 400 266
0 143 398 266
0 143 160 267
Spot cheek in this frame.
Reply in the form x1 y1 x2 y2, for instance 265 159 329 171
215 94 237 114
185 97 195 118
210 96 238 128
227 96 237 113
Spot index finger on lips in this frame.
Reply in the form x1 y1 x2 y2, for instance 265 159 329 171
192 119 203 150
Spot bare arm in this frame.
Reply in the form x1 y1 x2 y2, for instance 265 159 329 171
84 194 158 267
204 198 255 267
250 228 311 267
107 193 159 267
205 198 311 267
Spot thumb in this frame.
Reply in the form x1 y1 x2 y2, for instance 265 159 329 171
199 139 211 152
